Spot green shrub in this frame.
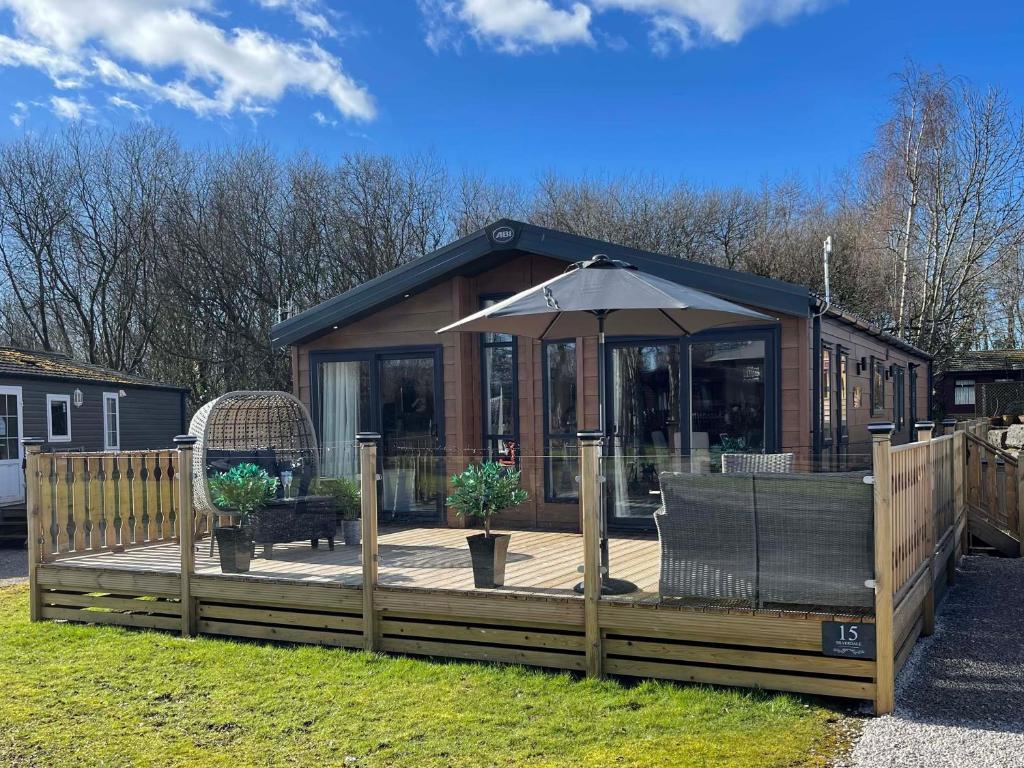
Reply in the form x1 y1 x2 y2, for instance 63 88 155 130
208 463 278 524
313 477 361 521
446 462 527 537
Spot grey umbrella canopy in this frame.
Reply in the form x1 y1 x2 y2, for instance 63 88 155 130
438 254 775 596
437 255 773 339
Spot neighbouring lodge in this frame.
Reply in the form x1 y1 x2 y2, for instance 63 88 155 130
271 220 931 532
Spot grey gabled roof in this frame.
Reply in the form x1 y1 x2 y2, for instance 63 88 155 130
271 218 814 348
0 347 188 391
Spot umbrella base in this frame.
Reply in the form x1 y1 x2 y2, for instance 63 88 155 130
572 577 639 596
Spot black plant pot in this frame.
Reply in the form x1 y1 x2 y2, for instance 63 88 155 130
214 525 252 574
466 533 511 588
342 519 361 547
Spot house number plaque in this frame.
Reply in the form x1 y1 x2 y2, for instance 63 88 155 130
822 621 876 659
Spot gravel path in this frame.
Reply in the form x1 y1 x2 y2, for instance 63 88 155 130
0 546 27 586
846 555 1024 767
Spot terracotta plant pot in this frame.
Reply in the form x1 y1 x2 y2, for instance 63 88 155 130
466 533 511 588
342 519 361 546
214 525 252 573
1017 416 1024 424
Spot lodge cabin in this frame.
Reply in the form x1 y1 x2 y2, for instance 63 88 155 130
271 220 932 533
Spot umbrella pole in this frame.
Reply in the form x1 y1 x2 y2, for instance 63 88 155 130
576 312 638 596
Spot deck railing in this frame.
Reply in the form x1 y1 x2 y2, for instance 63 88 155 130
22 421 989 716
965 432 1021 536
27 448 183 560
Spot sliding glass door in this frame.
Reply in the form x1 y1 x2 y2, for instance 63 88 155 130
606 340 682 523
605 328 778 528
313 347 444 523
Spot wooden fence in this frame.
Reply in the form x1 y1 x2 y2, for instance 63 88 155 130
25 423 982 716
871 420 967 714
29 448 183 560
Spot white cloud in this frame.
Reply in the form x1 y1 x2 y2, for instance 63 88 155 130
422 0 593 53
594 0 831 50
9 100 28 127
107 94 143 113
256 0 336 38
312 110 337 127
49 94 92 120
0 0 375 121
419 0 830 53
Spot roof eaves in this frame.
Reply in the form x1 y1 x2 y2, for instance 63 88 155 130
270 226 495 348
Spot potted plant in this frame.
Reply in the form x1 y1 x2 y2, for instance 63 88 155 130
314 477 361 546
446 462 528 588
209 463 279 573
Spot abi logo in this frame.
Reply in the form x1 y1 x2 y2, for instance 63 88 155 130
491 225 515 244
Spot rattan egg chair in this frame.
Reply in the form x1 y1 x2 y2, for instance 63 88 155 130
189 391 335 557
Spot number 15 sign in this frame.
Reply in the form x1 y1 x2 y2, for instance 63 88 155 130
822 621 876 659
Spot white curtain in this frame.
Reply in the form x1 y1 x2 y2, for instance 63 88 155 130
320 362 361 480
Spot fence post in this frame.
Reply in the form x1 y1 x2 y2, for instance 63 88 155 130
915 421 936 637
943 419 961 585
577 429 604 678
174 435 198 637
869 422 896 716
357 432 380 652
22 438 44 622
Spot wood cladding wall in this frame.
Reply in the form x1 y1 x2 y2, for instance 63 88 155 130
291 253 925 531
821 316 930 454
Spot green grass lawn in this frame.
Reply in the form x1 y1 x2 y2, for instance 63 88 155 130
0 584 850 768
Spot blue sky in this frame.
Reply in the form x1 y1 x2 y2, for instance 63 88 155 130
1 0 1023 188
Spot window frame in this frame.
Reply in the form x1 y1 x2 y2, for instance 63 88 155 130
837 348 849 443
893 365 905 432
542 338 579 503
478 294 519 464
821 345 834 447
46 393 72 443
870 357 886 416
954 379 976 406
103 392 120 451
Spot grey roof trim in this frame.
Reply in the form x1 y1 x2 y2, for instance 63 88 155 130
816 299 932 361
270 218 814 348
0 369 189 392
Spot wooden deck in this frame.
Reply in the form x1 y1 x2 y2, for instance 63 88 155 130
56 527 662 598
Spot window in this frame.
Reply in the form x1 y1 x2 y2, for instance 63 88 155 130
893 366 905 431
837 351 849 442
870 358 886 415
821 347 833 446
103 393 120 451
543 340 577 502
909 364 919 425
0 391 20 461
691 339 766 454
954 379 976 406
480 297 517 463
46 394 71 442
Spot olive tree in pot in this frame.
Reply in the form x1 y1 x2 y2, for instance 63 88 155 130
446 462 528 588
209 463 279 573
314 477 361 546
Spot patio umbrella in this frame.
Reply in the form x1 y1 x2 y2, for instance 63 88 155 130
437 254 774 593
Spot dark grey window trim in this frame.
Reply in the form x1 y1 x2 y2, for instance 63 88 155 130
479 293 519 464
542 338 578 503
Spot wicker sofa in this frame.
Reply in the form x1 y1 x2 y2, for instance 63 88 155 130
655 470 875 609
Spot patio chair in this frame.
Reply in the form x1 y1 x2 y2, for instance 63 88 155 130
654 472 757 604
721 452 795 473
189 391 336 556
753 472 874 608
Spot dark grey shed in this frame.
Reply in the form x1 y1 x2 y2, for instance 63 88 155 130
0 347 188 520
